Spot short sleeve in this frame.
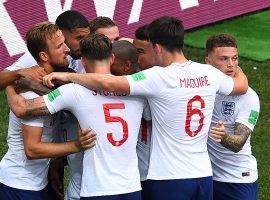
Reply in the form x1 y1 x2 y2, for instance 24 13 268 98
235 88 260 131
125 66 164 97
214 67 234 95
43 83 77 114
5 51 37 71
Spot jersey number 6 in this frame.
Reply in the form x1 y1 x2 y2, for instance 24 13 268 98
185 95 205 137
103 103 128 146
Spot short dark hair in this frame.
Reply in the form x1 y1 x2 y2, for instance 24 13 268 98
26 22 59 62
89 16 117 33
112 40 138 65
55 10 89 32
80 33 112 61
135 24 149 41
206 34 238 55
147 16 184 53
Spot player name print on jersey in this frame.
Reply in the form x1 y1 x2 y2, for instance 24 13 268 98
92 90 127 97
179 76 210 88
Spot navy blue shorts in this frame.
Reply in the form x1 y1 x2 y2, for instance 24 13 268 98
0 182 49 200
213 180 258 200
146 176 213 200
81 191 141 200
141 180 151 200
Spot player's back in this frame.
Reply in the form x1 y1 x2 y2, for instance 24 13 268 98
127 60 234 180
48 83 144 197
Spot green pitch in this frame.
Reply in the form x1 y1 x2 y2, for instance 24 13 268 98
185 9 270 62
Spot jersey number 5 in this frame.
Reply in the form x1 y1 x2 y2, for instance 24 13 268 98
103 103 128 146
185 95 205 137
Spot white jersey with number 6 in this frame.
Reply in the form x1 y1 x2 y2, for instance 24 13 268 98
126 60 234 180
43 83 144 197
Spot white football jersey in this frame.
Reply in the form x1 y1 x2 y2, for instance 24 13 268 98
43 83 144 197
5 51 85 73
126 61 234 180
208 87 260 183
0 91 57 191
137 102 152 181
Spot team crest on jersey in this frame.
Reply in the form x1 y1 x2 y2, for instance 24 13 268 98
221 101 235 117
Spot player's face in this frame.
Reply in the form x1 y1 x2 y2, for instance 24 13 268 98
206 47 238 77
46 30 70 67
133 39 156 71
62 27 90 59
96 26 120 43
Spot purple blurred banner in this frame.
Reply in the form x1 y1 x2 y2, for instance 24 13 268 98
1 0 269 70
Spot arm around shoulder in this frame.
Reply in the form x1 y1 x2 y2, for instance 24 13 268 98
230 66 248 95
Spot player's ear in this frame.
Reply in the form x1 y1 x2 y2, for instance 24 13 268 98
124 60 132 72
205 56 210 64
39 52 48 62
81 57 87 69
110 53 116 66
155 44 163 54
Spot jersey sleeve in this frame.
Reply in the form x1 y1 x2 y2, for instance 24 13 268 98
125 66 164 97
5 51 37 71
43 83 77 114
21 91 44 127
235 88 260 131
214 67 234 95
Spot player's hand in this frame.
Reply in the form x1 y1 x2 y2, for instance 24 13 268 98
43 72 71 88
18 65 46 83
210 120 226 143
76 128 97 151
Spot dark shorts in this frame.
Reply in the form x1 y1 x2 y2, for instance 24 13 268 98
80 191 141 200
0 182 48 200
145 176 213 200
141 180 151 200
213 180 258 200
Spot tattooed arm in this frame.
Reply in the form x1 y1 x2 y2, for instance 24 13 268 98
210 121 251 153
220 122 251 153
15 77 52 96
6 85 50 119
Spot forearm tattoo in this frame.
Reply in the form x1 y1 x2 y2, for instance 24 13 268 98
24 99 49 117
18 77 52 95
220 122 252 153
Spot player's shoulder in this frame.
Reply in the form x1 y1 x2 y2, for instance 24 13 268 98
6 51 36 71
241 87 259 102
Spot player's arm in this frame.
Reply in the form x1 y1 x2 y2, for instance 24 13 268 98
0 66 46 90
6 85 50 119
43 72 131 94
22 125 96 160
230 66 248 95
15 77 52 96
210 121 251 153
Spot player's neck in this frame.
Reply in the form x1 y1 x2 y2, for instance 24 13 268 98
38 62 54 75
162 51 188 67
86 60 111 74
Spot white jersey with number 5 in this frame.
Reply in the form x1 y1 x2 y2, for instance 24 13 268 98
126 60 234 180
43 83 144 197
